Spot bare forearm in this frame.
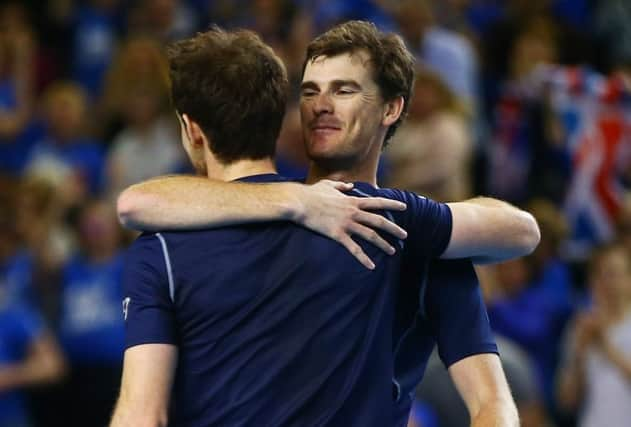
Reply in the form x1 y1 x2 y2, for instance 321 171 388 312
470 399 519 427
117 176 302 231
110 405 168 427
445 197 540 262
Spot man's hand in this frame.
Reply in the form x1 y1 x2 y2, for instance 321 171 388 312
292 180 407 269
117 175 407 270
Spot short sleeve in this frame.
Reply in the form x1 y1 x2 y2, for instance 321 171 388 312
122 233 177 348
392 190 453 259
425 259 498 367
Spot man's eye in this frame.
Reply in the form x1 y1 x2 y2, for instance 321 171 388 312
301 90 317 97
337 89 355 95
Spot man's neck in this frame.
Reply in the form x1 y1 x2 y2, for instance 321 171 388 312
305 152 380 186
206 157 277 182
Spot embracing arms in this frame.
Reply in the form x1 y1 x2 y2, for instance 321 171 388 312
117 176 539 267
118 176 407 269
443 197 540 264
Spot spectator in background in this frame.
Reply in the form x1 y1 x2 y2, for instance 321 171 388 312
71 0 123 99
0 176 31 306
0 301 67 427
57 199 125 427
0 3 38 175
99 36 170 139
486 20 559 203
127 0 197 42
557 242 631 427
392 0 478 110
526 199 574 302
106 83 183 196
0 178 66 427
24 81 105 205
0 3 35 139
386 66 473 201
14 177 75 323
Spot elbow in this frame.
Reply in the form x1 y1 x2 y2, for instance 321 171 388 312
117 188 151 230
519 212 541 256
116 189 136 228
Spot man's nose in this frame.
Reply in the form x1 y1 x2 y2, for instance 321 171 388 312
313 92 334 114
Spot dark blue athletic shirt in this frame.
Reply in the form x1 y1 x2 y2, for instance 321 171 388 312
122 174 453 427
348 184 498 427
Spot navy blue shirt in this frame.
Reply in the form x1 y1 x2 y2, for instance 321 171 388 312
348 184 498 427
122 174 452 427
390 259 498 426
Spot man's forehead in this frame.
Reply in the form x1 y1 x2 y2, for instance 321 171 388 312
302 50 374 83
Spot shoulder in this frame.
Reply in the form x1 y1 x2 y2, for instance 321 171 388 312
125 232 168 263
351 182 425 204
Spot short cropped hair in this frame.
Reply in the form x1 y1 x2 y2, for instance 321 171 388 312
303 20 416 146
168 27 289 163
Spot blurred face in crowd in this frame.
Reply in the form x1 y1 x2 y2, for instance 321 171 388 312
510 31 556 79
496 258 531 296
408 75 441 121
45 86 87 141
147 0 176 31
591 246 631 307
79 201 121 258
124 87 162 129
300 51 390 170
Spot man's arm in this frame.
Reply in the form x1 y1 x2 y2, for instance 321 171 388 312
117 176 408 269
443 197 540 264
0 332 66 392
110 344 178 427
449 354 519 427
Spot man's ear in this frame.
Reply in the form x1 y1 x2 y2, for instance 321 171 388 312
182 113 206 148
382 96 405 127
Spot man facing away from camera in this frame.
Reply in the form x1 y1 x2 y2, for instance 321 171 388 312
114 22 538 427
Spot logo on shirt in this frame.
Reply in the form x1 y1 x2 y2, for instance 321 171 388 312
122 297 131 321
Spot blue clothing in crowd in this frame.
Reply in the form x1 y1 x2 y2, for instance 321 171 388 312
488 263 573 405
0 303 45 427
58 253 125 365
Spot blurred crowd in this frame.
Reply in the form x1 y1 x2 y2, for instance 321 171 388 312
0 0 630 426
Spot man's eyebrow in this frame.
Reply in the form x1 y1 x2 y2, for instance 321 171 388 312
300 80 363 91
330 79 362 89
300 81 319 90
